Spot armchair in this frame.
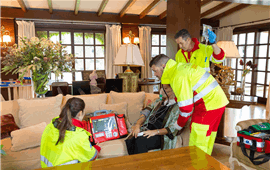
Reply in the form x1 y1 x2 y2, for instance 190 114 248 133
229 119 270 170
52 82 69 96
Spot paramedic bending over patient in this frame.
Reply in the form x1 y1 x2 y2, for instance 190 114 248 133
125 85 180 155
40 97 101 168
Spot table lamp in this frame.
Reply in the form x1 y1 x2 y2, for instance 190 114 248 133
217 41 240 58
114 44 144 73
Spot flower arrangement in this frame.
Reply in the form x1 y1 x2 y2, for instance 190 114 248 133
210 63 236 86
239 59 257 77
234 59 257 96
1 37 74 95
210 63 236 99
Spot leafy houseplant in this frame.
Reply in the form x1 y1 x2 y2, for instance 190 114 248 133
1 37 74 97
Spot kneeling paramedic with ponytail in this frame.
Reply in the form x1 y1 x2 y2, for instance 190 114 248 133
40 97 101 168
150 54 229 155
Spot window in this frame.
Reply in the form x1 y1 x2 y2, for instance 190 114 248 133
151 32 166 92
231 29 270 98
36 29 105 85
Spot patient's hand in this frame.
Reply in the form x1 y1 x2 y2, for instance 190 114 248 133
143 130 158 139
131 124 141 138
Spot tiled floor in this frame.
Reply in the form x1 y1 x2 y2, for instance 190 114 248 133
224 104 267 138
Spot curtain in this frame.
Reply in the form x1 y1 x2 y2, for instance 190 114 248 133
139 26 152 93
216 27 234 67
16 21 35 77
267 84 270 119
105 25 122 79
16 21 35 46
216 27 234 42
16 21 35 98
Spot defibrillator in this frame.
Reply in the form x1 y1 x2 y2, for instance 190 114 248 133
83 110 128 144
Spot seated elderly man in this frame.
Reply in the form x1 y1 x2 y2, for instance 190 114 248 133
125 85 180 155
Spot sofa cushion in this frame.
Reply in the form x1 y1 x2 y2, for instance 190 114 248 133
98 138 128 159
110 91 145 129
64 94 107 114
1 137 41 170
10 122 46 152
144 93 159 108
99 102 127 116
18 94 63 128
232 142 270 170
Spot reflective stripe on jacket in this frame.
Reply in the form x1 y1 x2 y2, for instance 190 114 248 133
40 117 98 168
175 43 225 71
161 60 228 125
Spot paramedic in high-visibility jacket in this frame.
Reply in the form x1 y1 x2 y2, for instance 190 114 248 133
150 54 229 155
40 97 100 168
175 29 225 72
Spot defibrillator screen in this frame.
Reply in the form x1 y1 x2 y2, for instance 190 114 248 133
92 116 117 133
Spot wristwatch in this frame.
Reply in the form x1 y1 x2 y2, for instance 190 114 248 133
157 129 160 135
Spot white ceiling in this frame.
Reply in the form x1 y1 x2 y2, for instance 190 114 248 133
0 0 261 19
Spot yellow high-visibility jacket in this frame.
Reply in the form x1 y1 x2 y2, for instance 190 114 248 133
40 117 98 168
161 59 229 128
175 38 225 72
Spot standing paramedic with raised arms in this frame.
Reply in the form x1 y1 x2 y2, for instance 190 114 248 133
150 54 229 155
175 29 225 72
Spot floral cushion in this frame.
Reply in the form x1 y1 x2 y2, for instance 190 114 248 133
1 114 20 139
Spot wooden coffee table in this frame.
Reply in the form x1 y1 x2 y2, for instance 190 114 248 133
36 146 230 170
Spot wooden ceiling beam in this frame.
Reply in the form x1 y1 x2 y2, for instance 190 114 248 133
119 0 137 18
1 7 166 25
47 0 53 14
139 0 162 19
74 0 81 15
210 4 250 21
201 2 231 18
159 10 166 20
17 0 27 12
214 0 270 6
97 0 109 16
201 0 213 7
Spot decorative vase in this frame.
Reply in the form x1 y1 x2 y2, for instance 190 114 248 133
240 75 246 101
32 69 50 98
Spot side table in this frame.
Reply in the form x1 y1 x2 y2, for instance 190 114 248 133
215 96 257 145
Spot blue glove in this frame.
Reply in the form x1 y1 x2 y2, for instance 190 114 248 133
208 29 216 44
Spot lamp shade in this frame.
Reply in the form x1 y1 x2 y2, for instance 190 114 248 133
134 37 139 44
114 44 144 66
123 37 130 44
3 35 11 43
217 41 240 58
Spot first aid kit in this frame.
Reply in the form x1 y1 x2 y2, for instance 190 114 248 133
82 110 128 144
237 122 270 165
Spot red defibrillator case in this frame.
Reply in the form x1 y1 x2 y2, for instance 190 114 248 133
83 110 128 144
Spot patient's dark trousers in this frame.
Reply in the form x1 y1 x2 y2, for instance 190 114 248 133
126 135 161 155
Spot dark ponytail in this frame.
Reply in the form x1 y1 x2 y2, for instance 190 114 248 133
55 97 85 145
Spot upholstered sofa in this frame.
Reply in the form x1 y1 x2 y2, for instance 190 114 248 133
1 91 190 170
229 119 270 170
